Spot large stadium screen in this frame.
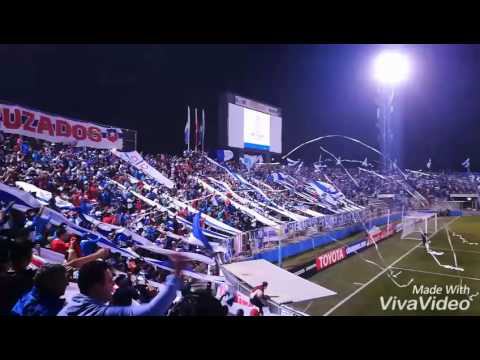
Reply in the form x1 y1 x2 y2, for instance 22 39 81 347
227 96 282 153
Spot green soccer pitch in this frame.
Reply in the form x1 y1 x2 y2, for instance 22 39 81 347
288 216 480 316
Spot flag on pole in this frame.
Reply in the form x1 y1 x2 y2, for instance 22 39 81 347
462 158 470 170
240 154 261 171
296 161 304 173
185 106 191 150
217 150 234 162
191 212 212 252
201 109 206 152
426 158 432 170
194 108 199 152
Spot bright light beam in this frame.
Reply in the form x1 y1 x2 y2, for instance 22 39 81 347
373 51 410 86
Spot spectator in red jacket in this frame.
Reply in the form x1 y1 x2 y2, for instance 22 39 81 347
50 228 70 255
102 212 115 225
87 183 99 201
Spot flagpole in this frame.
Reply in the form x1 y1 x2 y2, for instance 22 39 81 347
202 109 205 153
195 108 198 152
187 106 190 152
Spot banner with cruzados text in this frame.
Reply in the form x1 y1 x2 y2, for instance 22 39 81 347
111 149 175 189
0 103 124 150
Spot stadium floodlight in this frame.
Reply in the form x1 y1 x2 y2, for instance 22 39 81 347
373 51 410 174
373 51 410 86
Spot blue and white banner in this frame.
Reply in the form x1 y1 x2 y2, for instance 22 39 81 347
205 155 280 209
40 207 85 236
0 182 42 208
168 195 241 235
217 149 234 162
312 180 343 199
144 257 224 284
240 154 262 171
196 178 279 227
138 244 215 266
110 176 238 238
1 182 222 281
37 247 67 264
309 181 342 206
191 212 213 252
111 150 174 189
287 158 301 167
15 181 74 209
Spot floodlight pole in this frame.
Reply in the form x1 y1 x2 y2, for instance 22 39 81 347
376 85 395 174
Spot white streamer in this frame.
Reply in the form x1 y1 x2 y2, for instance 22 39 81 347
358 167 387 180
425 230 464 272
452 232 479 246
319 146 359 187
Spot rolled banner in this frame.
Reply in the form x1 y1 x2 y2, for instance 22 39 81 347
136 244 215 266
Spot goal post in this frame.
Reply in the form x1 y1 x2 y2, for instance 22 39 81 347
401 211 438 241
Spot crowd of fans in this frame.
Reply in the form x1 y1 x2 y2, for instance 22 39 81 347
0 130 478 316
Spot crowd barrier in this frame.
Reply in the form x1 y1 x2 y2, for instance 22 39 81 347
250 212 402 264
244 207 390 246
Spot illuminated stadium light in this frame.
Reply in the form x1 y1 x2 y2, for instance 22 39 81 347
373 51 410 85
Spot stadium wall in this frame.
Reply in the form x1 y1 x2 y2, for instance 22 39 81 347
251 213 402 266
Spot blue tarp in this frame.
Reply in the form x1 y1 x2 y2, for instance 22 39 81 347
448 210 463 217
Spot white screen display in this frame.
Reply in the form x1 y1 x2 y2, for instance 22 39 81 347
243 107 270 151
227 103 282 153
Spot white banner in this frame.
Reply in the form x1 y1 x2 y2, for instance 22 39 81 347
111 150 174 189
15 181 74 209
0 103 124 149
196 178 279 227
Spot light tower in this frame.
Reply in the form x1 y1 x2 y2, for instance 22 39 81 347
373 51 410 173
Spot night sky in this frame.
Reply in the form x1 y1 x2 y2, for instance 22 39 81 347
0 44 479 171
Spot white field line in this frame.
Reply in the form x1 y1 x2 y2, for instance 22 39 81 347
323 217 460 316
390 266 480 282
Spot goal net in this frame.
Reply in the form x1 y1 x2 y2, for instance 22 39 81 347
401 211 438 241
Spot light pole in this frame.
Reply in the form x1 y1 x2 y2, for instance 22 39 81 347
373 51 410 174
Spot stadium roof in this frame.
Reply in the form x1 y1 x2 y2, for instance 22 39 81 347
222 259 336 304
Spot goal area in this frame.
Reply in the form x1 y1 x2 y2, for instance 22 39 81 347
401 211 438 241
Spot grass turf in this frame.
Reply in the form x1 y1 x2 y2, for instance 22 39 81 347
288 216 480 316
